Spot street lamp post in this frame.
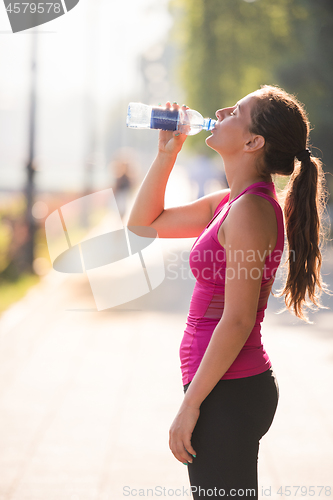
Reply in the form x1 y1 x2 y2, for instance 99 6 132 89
24 32 38 272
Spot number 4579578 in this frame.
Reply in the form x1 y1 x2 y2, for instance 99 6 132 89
6 3 61 14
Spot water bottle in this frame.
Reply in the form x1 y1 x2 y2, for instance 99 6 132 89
126 102 216 136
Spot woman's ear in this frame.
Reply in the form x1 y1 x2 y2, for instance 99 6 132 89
244 134 265 153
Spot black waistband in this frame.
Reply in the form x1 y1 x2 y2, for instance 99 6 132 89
183 367 275 394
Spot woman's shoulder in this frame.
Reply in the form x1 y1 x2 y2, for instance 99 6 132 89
231 191 276 224
223 192 278 248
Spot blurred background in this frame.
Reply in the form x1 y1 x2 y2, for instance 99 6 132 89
2 0 333 295
1 0 333 298
0 1 333 499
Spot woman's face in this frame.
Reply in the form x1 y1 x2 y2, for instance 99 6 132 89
206 92 258 156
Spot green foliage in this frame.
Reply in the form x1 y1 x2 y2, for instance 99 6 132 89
171 0 298 114
0 223 12 273
0 274 40 315
0 196 25 276
0 194 48 313
170 0 333 170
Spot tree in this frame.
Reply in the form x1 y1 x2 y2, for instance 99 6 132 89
170 0 333 177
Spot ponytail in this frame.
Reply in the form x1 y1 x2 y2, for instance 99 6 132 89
249 85 331 322
279 154 329 322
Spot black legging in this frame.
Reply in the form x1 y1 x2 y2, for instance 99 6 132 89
183 368 279 499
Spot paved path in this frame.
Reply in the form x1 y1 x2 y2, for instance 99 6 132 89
0 238 332 500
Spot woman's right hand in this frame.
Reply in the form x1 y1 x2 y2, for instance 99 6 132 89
157 102 188 157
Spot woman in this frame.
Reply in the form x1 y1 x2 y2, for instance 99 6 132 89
127 85 328 499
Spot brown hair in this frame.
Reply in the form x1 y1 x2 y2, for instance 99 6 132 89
250 85 330 322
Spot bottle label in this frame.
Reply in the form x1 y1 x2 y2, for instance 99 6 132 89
150 108 179 131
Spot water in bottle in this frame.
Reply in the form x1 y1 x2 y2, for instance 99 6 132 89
126 102 216 136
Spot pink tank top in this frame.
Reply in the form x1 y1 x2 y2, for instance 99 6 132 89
179 181 285 385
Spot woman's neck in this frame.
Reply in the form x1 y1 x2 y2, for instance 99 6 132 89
223 157 272 202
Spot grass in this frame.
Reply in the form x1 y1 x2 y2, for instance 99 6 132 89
0 274 40 315
0 190 87 317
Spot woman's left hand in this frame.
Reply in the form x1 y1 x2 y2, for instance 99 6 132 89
169 403 199 464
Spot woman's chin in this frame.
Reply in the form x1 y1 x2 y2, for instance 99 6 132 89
205 135 217 150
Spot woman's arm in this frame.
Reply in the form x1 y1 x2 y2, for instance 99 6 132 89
169 194 276 464
127 113 187 229
127 103 230 238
